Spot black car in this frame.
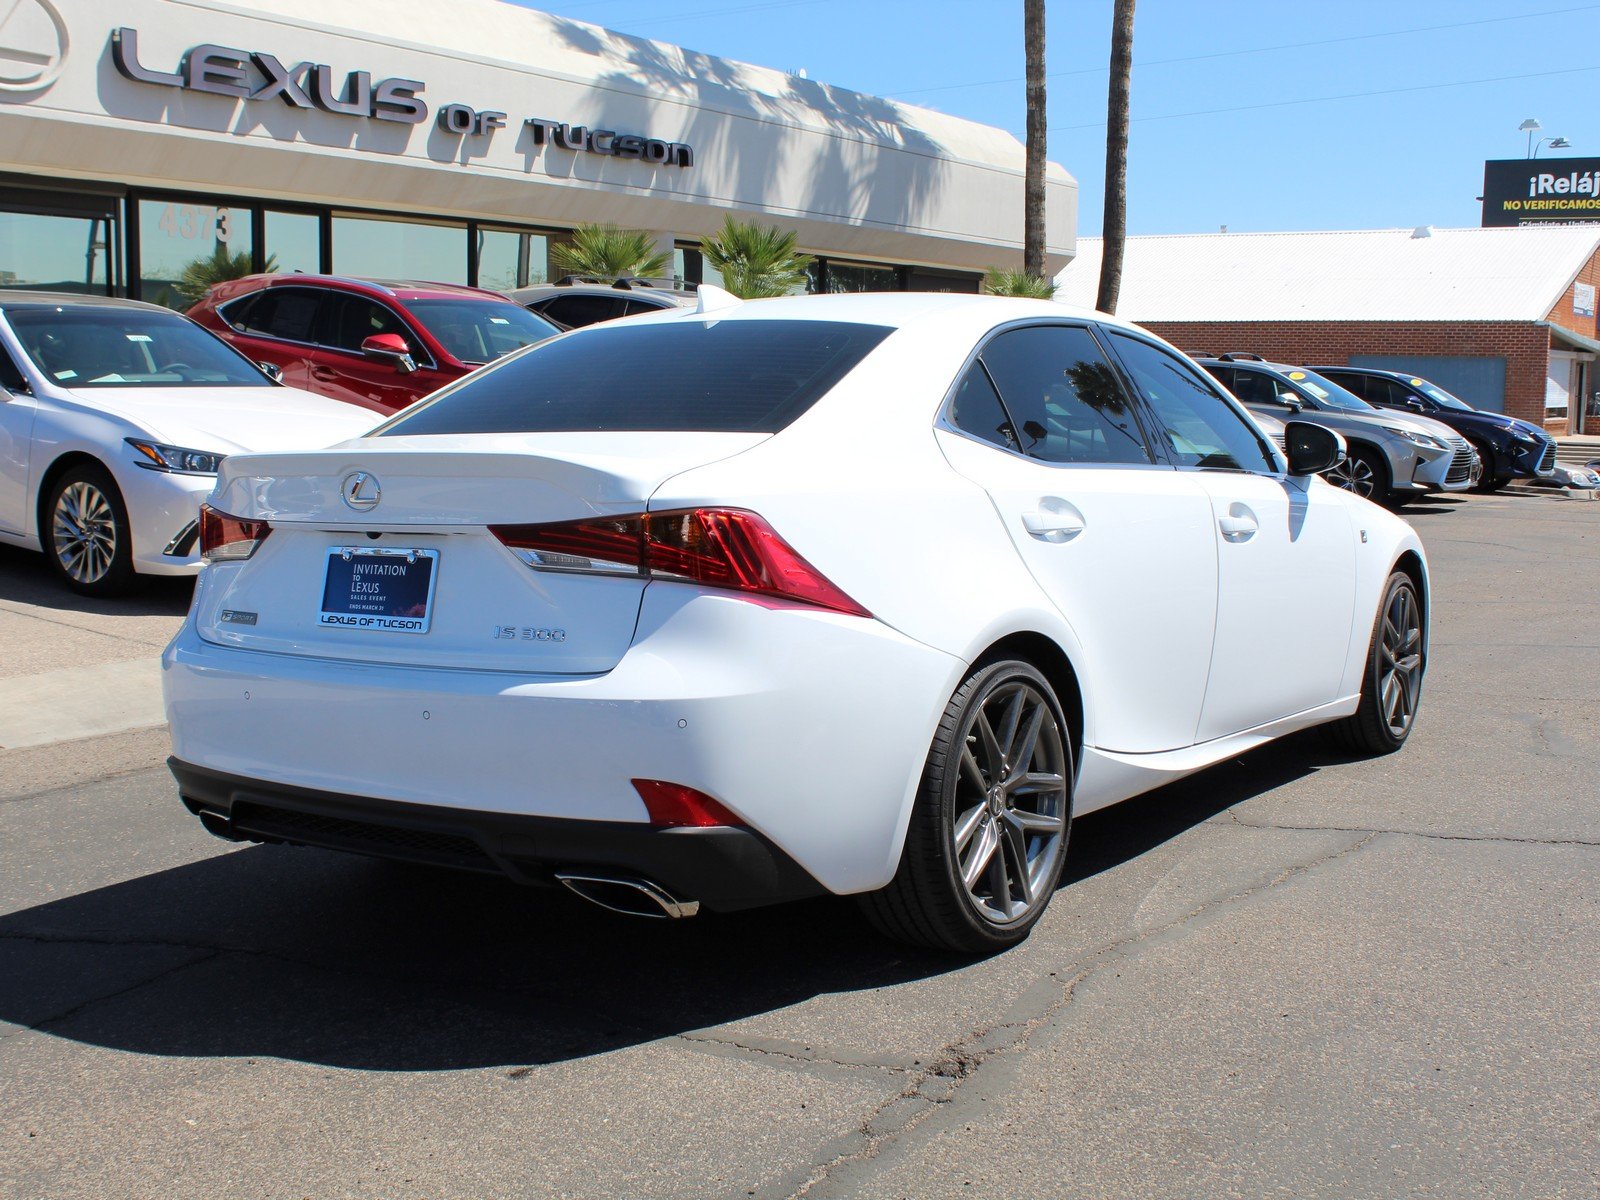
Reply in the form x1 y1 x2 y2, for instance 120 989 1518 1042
1313 366 1556 492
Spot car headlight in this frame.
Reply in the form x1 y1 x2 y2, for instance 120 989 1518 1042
1383 426 1446 450
126 439 225 475
1511 430 1540 446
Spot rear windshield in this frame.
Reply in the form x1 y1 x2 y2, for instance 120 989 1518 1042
377 319 893 436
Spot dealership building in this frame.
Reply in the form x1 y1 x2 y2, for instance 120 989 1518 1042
0 0 1076 306
1056 224 1600 436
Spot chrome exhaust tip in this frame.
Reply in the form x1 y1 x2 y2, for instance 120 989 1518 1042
555 873 700 920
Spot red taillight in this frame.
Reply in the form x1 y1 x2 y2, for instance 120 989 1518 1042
198 504 271 562
490 508 869 617
632 779 744 828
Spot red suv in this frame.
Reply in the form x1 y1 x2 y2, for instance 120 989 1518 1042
187 275 560 413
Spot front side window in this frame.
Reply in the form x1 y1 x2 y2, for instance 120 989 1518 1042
1225 367 1296 408
406 300 558 364
1109 333 1276 473
318 295 416 356
7 306 271 388
379 319 892 436
539 294 625 328
978 325 1150 465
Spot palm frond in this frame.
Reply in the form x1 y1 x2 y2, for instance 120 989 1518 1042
981 270 1057 299
699 217 814 299
550 224 672 280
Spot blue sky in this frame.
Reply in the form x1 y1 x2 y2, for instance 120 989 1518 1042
511 0 1600 238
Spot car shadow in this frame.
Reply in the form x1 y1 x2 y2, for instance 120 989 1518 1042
0 543 192 616
0 730 1339 1072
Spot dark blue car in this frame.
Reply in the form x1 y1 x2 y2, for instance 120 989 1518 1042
1313 367 1557 492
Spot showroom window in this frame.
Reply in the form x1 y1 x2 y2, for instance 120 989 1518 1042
333 214 467 284
264 209 322 276
814 258 902 294
476 227 551 292
0 190 118 295
137 197 253 310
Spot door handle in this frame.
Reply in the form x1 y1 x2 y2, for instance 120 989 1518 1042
311 366 337 380
1218 513 1258 542
1021 510 1086 542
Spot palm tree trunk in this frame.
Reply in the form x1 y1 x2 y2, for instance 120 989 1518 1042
1023 0 1046 280
1095 0 1136 314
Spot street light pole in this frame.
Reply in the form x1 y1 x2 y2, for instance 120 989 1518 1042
1520 117 1542 158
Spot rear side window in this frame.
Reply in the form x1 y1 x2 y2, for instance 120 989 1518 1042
378 319 893 436
978 325 1151 465
949 363 1020 451
225 287 323 343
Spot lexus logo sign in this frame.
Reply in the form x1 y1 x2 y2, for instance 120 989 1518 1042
341 472 382 512
0 0 68 92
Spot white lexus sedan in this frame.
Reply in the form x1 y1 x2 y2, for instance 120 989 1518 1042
163 292 1428 952
0 294 379 595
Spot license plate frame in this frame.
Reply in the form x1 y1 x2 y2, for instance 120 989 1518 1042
318 546 440 635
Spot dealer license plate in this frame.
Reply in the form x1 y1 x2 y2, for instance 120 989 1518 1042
319 547 439 634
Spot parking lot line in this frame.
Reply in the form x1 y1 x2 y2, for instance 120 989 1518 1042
0 658 165 751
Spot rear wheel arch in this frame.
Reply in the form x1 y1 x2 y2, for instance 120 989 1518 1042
970 631 1084 770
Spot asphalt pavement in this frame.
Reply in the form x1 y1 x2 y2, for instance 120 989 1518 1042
1 488 1596 1199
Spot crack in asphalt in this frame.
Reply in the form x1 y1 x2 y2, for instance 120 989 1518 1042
1209 814 1600 848
0 947 219 1045
775 831 1380 1200
677 1033 911 1075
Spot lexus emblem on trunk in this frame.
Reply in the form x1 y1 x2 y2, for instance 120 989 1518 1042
341 472 381 511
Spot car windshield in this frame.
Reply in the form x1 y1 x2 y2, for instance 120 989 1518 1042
1412 379 1474 411
405 300 558 365
1285 367 1375 413
378 319 893 436
6 306 271 388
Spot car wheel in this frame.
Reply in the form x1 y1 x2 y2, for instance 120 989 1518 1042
44 464 136 596
860 659 1072 953
1467 440 1505 492
1325 445 1390 504
1329 571 1425 756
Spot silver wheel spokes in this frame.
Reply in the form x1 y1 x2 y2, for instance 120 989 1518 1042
1328 454 1376 497
52 481 117 584
953 681 1068 926
1378 586 1423 737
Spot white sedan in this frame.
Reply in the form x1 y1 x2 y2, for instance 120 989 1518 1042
163 292 1428 952
0 294 379 595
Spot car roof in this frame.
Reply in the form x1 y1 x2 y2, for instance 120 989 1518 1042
0 291 175 314
512 282 694 305
253 274 512 303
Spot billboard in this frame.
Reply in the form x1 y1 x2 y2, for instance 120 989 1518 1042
1482 158 1600 226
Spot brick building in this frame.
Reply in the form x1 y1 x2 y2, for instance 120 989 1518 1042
1055 226 1600 436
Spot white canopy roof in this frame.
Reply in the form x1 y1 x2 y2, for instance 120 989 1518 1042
1054 225 1600 322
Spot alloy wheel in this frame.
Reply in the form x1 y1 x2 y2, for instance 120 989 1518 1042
1378 585 1423 738
52 480 118 585
1326 452 1376 498
952 679 1069 926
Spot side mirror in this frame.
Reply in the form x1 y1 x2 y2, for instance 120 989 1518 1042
361 333 418 374
256 361 282 383
1284 420 1345 477
1276 392 1304 412
1402 398 1425 413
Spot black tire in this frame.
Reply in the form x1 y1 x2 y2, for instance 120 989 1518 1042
1329 571 1425 756
859 659 1073 954
42 463 137 597
1467 440 1505 492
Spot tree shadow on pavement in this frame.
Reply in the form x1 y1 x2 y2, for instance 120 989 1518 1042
0 730 1345 1072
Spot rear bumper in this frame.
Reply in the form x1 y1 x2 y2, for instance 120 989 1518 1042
170 758 823 911
162 586 960 896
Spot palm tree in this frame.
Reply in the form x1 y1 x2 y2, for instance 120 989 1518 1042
1095 0 1136 314
176 244 274 304
550 224 672 280
982 269 1056 299
1023 0 1047 283
699 217 813 299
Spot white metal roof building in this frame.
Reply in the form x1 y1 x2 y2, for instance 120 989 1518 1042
0 0 1077 304
1057 226 1600 434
